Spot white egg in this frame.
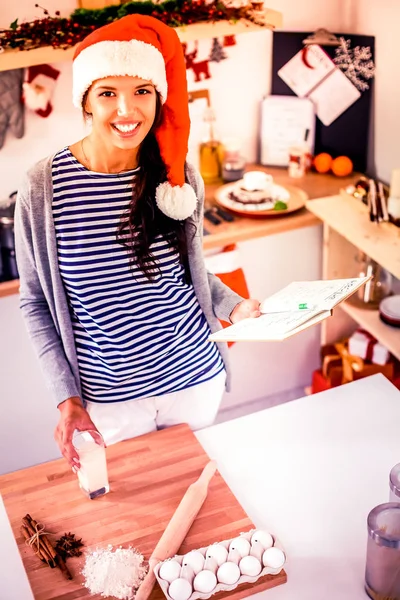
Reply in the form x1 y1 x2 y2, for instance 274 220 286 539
229 536 251 558
206 543 228 566
159 559 181 583
203 556 218 574
217 562 241 585
168 577 193 600
182 551 205 575
251 530 274 550
180 564 195 584
193 569 217 593
227 548 241 565
262 547 286 570
239 555 262 577
249 541 264 562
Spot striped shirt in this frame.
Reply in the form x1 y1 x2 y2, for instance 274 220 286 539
51 147 224 403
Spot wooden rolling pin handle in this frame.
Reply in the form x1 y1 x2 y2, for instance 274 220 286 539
135 460 217 600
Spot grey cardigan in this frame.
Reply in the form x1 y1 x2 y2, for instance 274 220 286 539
14 155 243 406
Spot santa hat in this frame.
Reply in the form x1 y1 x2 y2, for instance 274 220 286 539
72 15 196 221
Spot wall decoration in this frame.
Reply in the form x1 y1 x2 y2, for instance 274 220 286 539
209 38 227 62
333 37 376 92
22 64 60 118
223 34 236 46
0 1 261 53
182 42 211 82
0 69 24 150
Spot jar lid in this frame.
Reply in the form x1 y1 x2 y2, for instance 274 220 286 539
368 503 400 548
390 463 400 498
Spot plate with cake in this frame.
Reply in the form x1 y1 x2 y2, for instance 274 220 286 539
215 171 308 217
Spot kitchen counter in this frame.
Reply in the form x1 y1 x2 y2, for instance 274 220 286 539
196 374 400 599
0 423 284 600
202 167 357 250
0 168 357 298
1 375 399 599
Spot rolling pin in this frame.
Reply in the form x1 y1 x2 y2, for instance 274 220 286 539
135 460 217 600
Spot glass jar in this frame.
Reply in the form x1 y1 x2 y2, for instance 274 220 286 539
365 503 400 600
354 252 393 309
390 464 400 503
199 107 224 185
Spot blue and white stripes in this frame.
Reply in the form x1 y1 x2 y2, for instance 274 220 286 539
52 147 224 403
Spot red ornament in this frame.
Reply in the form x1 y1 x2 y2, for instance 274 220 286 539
223 35 236 47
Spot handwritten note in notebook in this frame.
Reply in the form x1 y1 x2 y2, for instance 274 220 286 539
209 277 369 343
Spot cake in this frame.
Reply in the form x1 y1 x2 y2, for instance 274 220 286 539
228 186 274 205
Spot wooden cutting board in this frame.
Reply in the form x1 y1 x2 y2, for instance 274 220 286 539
0 424 286 600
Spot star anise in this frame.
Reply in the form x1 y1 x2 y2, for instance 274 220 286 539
55 532 84 561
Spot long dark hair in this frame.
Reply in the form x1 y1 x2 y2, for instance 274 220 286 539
117 93 191 281
83 90 191 282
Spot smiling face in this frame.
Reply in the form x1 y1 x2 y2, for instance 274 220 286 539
84 75 158 153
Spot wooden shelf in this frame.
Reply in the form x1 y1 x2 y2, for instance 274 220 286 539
306 192 400 280
0 280 19 298
339 301 400 362
0 10 282 72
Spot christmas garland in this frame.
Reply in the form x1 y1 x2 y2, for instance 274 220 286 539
0 0 261 52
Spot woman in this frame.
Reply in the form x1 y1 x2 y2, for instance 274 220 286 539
15 14 260 468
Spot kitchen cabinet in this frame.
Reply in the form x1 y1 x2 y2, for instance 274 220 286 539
306 191 400 361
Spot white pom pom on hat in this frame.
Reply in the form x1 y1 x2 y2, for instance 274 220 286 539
72 14 197 220
156 182 197 220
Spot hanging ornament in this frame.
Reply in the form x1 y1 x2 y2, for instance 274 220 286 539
333 37 375 92
22 63 60 117
223 34 236 47
182 41 211 82
209 38 227 63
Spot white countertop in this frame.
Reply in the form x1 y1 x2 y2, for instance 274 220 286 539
195 374 400 600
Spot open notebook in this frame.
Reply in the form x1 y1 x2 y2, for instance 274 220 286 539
209 277 370 343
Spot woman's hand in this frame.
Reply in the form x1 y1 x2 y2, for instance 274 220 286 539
54 396 99 468
230 299 261 323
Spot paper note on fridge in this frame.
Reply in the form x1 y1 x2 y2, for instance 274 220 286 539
278 45 361 125
208 277 370 342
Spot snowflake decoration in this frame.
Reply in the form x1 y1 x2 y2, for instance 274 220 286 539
333 37 376 91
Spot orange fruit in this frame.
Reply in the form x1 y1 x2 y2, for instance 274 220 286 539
313 153 333 174
331 155 353 177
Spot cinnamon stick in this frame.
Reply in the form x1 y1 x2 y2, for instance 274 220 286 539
25 514 72 581
21 517 55 567
20 525 52 565
25 515 57 561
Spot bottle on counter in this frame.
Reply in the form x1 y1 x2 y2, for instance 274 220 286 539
199 107 224 185
221 138 246 183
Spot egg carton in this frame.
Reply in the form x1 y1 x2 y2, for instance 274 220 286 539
153 529 286 600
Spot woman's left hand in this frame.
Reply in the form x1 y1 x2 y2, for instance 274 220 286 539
230 299 261 323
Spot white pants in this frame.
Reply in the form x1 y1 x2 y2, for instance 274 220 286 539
86 370 226 446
